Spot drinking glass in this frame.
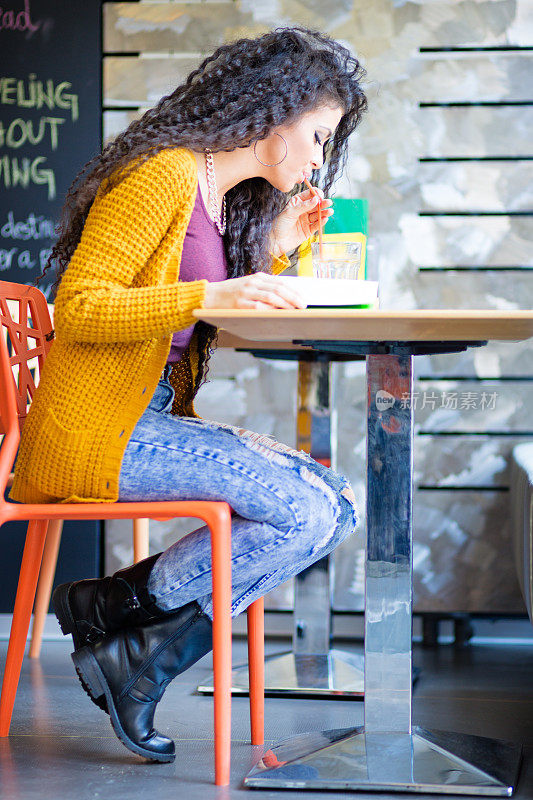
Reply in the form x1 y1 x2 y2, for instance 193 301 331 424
311 241 363 281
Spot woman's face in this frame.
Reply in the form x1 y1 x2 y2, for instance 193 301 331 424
257 104 344 192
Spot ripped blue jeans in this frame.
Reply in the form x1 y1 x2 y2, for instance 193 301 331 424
118 371 358 619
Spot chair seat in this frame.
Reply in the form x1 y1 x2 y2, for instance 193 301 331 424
2 498 229 522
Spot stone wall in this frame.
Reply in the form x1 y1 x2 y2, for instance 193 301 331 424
103 0 533 614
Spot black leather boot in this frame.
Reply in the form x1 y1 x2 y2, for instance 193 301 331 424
71 601 212 762
52 553 166 651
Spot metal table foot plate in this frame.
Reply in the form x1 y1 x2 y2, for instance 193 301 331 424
198 649 364 697
245 726 522 794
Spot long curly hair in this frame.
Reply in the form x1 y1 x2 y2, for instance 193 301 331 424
42 26 367 389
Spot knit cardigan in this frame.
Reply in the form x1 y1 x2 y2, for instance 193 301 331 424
10 147 289 504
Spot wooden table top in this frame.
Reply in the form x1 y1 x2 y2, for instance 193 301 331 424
194 308 533 345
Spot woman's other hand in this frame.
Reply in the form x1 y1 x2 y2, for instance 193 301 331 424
270 188 333 257
204 273 307 310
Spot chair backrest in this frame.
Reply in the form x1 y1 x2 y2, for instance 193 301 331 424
0 280 54 434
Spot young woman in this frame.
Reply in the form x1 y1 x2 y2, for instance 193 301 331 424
11 26 367 762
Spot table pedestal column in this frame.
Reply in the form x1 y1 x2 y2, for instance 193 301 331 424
245 352 522 794
198 358 364 697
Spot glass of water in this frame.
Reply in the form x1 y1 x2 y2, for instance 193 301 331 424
311 241 363 281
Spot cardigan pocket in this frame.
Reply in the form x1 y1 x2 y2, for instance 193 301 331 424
25 407 90 499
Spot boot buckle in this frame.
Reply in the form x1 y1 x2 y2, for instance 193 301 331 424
125 594 141 610
86 625 106 644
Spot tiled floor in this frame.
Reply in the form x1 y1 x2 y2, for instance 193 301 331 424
1 635 533 799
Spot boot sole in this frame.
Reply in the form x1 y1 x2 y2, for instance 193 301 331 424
71 647 176 763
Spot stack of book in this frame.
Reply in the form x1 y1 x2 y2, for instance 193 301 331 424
279 276 379 309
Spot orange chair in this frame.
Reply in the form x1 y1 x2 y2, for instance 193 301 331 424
0 280 265 786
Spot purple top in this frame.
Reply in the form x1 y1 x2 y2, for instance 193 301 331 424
167 184 228 363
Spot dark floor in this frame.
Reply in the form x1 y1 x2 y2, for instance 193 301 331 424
1 635 533 799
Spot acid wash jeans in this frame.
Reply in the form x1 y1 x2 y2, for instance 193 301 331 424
118 370 358 619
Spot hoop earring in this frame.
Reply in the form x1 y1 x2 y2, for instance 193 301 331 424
253 133 288 167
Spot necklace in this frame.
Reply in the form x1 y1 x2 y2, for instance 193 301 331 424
204 148 226 236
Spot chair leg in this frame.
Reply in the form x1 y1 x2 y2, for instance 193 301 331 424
132 518 149 563
29 519 63 659
208 504 233 787
247 597 265 746
0 519 48 736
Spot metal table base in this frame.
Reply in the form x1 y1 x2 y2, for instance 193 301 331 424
199 358 367 699
245 346 522 795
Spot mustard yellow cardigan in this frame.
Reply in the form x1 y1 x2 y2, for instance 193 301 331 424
10 147 288 504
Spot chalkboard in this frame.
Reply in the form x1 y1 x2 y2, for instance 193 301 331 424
0 0 103 609
0 0 102 297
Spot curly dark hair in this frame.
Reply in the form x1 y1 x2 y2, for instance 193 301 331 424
42 26 367 389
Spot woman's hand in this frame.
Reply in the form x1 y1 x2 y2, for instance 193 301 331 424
270 188 333 257
204 273 306 310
